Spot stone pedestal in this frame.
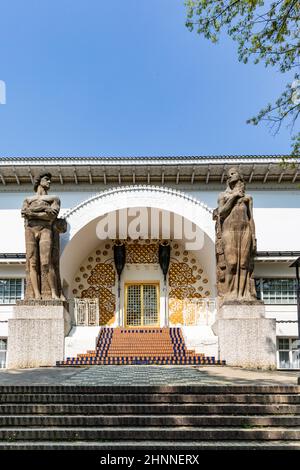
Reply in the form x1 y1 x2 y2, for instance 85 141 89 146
7 301 71 369
212 302 276 370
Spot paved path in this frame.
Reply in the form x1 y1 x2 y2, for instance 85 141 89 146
0 365 298 385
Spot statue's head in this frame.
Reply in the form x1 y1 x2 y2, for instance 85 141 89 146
33 172 52 192
227 167 244 187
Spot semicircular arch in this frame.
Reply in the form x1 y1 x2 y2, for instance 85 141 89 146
60 185 216 293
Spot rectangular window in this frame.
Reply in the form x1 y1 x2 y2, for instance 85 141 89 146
0 339 7 369
278 337 300 369
255 279 297 305
0 279 24 304
125 282 159 327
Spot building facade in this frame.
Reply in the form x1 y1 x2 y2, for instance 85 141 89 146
0 156 299 369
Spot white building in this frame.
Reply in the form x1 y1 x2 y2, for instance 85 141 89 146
0 155 299 369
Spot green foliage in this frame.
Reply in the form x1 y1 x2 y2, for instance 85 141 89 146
185 0 300 155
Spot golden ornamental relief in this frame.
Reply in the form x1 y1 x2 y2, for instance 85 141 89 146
169 287 202 300
169 298 184 324
168 254 209 325
126 243 158 264
87 263 115 287
169 262 197 287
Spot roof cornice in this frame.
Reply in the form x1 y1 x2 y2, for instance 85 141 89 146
0 155 298 166
0 155 298 187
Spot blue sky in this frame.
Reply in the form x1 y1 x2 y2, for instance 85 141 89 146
0 0 294 156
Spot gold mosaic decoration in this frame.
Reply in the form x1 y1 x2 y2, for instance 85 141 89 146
168 256 210 325
87 263 115 287
169 263 197 287
169 287 202 300
126 243 158 264
73 239 212 327
169 287 202 324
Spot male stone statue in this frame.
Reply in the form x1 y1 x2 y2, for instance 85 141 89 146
214 167 257 302
21 172 66 300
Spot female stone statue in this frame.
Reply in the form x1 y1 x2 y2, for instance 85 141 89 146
215 167 257 302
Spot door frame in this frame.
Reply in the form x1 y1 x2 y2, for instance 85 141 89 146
124 281 160 328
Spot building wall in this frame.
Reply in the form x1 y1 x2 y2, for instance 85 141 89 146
0 184 298 368
0 187 299 253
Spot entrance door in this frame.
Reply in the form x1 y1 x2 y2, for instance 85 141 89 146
125 282 159 327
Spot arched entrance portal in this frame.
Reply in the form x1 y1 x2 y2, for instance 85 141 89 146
60 186 216 328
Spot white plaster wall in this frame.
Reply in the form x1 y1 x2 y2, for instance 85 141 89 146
0 266 25 277
64 326 100 359
181 326 218 358
188 189 300 252
276 322 298 336
0 191 93 254
0 306 14 321
0 187 299 254
254 263 295 278
265 305 297 321
0 304 17 338
0 321 8 337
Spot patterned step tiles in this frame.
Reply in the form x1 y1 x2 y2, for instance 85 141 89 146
57 328 225 366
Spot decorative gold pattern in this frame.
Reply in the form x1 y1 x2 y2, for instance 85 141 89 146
87 263 115 287
126 243 158 263
169 287 202 300
169 263 197 287
168 247 210 325
73 239 211 328
169 288 202 324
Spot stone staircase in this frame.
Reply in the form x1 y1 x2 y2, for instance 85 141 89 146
0 385 299 449
57 327 225 366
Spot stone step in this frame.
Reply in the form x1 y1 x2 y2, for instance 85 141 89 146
0 440 299 450
1 393 299 404
0 385 298 394
0 403 299 415
0 414 300 427
60 327 222 366
0 427 299 441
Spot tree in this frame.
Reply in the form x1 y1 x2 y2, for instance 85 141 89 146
185 0 300 155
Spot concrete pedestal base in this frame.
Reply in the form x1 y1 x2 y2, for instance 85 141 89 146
212 302 277 370
7 301 71 369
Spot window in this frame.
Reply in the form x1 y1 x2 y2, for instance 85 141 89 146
278 337 300 369
0 279 24 304
0 339 7 369
255 279 297 305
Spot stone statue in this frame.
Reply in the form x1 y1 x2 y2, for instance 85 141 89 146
21 172 66 300
214 167 257 302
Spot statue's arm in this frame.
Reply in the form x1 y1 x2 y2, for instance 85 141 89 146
218 193 238 219
21 199 30 218
248 196 257 252
49 197 60 217
43 197 61 218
